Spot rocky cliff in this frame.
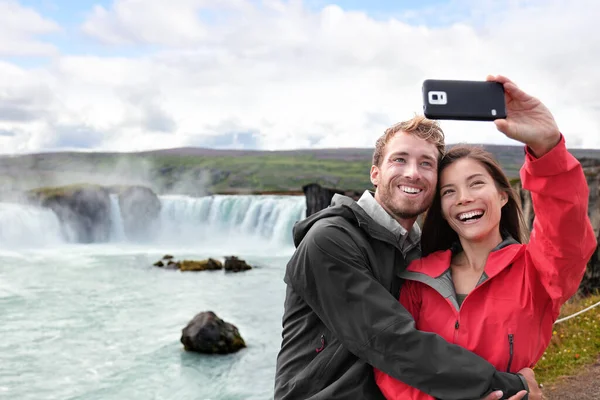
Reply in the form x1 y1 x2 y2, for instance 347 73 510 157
302 183 361 217
26 184 162 243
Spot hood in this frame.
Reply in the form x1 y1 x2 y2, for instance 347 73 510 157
292 194 397 248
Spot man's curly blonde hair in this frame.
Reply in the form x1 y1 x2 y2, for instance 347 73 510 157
372 115 445 167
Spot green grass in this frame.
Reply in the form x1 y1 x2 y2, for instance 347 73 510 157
534 292 600 385
27 183 105 199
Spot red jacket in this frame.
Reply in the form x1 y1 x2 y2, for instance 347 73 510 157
374 137 597 400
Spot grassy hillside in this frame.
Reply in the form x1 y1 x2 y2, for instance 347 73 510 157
0 144 599 195
535 292 600 385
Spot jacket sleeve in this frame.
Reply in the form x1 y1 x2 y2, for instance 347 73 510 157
374 281 435 400
285 219 527 400
521 135 597 318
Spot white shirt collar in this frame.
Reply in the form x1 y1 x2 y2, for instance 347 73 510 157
356 190 421 252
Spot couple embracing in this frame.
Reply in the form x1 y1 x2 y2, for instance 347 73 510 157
274 76 597 400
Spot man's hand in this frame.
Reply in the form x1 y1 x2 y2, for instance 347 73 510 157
518 368 544 400
480 390 528 400
480 368 544 400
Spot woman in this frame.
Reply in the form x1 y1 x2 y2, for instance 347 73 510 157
374 76 597 400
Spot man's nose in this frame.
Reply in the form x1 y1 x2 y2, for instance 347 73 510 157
403 160 419 180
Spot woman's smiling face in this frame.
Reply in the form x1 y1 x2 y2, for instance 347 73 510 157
439 157 508 244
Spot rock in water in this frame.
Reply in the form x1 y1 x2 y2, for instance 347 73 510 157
181 311 246 354
179 259 222 271
26 184 112 243
224 256 252 272
117 186 161 241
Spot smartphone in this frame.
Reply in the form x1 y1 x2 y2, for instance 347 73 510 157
422 79 507 121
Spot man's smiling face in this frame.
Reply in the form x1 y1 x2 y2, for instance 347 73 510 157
370 130 439 227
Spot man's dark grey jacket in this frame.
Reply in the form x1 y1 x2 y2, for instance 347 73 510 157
274 195 527 400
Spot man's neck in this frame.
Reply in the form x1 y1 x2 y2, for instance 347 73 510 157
373 192 417 232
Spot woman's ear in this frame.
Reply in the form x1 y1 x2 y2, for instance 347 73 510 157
501 192 508 207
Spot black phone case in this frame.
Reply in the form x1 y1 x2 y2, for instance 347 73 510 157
422 79 507 121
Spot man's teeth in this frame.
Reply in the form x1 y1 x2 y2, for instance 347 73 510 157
458 211 484 221
400 186 422 194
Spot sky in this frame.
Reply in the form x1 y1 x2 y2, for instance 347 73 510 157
0 0 599 154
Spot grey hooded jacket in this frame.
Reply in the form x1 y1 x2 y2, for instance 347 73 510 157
274 195 527 399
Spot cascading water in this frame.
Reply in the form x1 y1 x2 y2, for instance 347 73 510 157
0 202 74 248
0 194 307 249
109 194 126 242
157 195 306 246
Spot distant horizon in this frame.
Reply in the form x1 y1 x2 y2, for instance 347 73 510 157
3 142 600 158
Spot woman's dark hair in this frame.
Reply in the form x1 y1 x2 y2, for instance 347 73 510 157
421 144 528 256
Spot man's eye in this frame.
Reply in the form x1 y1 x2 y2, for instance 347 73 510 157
394 158 406 163
421 161 432 167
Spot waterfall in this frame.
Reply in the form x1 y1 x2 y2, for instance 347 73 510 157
0 195 307 248
156 195 306 246
109 194 126 242
0 202 73 248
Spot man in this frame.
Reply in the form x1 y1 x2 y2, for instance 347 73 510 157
275 77 544 400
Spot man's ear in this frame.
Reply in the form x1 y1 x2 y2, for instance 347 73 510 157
370 165 380 187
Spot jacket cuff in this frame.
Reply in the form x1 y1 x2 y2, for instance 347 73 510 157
522 134 579 177
490 371 528 399
516 373 529 400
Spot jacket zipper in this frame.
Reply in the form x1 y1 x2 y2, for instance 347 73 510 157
506 334 514 372
453 318 460 343
316 334 325 353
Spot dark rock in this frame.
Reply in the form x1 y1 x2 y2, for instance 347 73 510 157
117 186 162 241
302 183 361 217
224 256 252 272
154 261 164 267
580 234 599 296
180 258 223 271
181 311 246 354
163 254 174 260
165 260 180 270
26 184 112 243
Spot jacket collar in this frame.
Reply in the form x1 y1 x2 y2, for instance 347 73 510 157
406 236 525 279
292 193 407 251
356 190 421 256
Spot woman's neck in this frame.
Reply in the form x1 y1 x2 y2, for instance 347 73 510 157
453 231 504 271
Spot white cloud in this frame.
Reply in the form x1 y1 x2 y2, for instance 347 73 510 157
1 0 599 154
80 0 249 46
0 0 60 56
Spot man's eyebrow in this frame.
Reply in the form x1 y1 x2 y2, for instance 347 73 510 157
389 151 437 161
440 173 486 190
